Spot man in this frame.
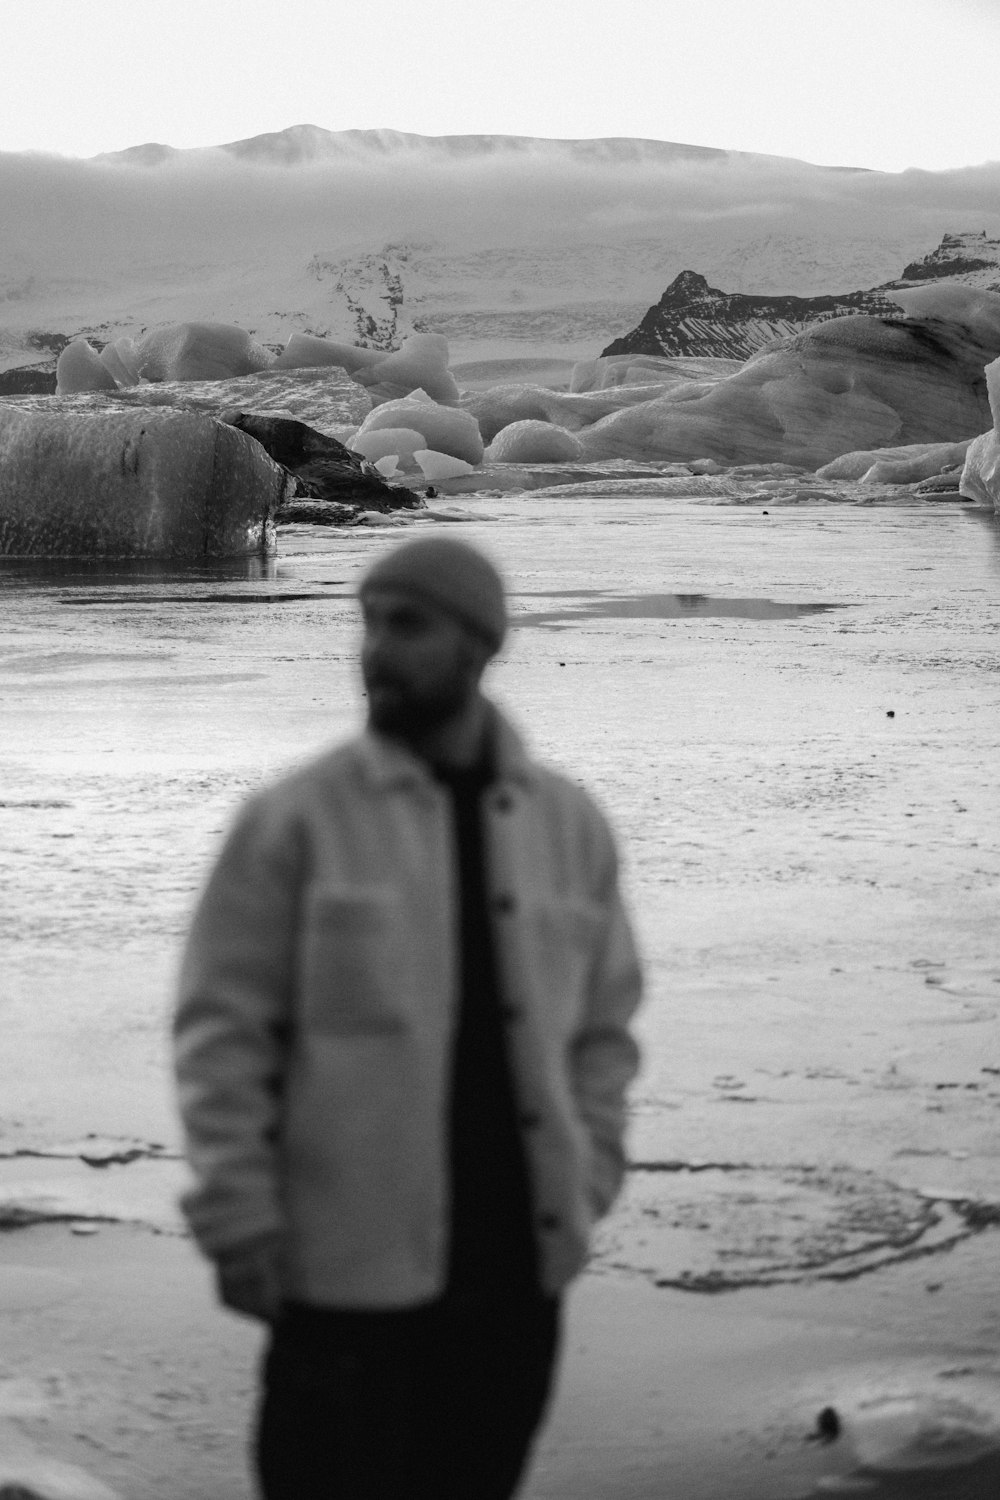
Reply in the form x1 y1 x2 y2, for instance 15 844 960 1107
174 535 642 1499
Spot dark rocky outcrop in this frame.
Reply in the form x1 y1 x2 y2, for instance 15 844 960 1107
222 412 422 520
603 233 1000 361
603 270 900 361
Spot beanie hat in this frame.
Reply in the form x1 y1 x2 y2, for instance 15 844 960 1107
358 535 507 652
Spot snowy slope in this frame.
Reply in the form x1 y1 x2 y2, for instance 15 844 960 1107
1 127 999 372
602 234 1000 359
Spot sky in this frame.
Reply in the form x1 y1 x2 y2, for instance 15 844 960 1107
1 0 998 173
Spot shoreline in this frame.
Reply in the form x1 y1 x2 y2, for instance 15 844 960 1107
2 1221 999 1498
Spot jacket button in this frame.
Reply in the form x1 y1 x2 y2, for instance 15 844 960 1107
494 893 516 915
538 1213 561 1232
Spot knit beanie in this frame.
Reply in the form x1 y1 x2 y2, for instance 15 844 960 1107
358 535 508 652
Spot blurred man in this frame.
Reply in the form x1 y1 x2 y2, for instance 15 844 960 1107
174 535 642 1499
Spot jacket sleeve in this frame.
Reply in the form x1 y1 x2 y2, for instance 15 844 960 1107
570 805 643 1220
173 793 302 1258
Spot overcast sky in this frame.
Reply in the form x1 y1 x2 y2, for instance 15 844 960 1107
2 0 998 172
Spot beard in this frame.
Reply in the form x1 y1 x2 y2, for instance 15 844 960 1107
364 670 472 740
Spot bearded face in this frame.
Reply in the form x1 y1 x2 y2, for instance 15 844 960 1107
360 588 489 741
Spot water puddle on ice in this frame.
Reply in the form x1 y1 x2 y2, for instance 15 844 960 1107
514 591 847 626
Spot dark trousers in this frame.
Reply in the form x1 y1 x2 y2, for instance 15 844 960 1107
256 1296 561 1500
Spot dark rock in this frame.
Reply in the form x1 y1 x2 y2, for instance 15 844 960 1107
0 368 57 396
603 232 1000 361
221 411 423 517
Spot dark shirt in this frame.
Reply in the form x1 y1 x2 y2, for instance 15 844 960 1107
432 756 542 1310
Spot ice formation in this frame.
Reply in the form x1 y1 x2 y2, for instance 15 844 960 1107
484 420 584 463
55 338 119 395
356 396 484 465
413 450 477 483
350 427 427 468
133 322 274 383
352 333 461 406
99 337 142 387
959 355 1000 509
816 439 973 483
0 408 284 557
576 305 1000 470
274 332 384 376
570 354 729 392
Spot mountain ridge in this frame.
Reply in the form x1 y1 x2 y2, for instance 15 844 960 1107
601 233 1000 360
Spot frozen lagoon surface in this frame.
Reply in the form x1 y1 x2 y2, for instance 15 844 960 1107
2 492 1000 1495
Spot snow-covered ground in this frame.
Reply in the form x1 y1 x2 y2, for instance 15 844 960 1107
1 491 999 1495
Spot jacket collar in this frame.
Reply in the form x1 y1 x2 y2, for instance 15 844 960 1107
354 701 536 792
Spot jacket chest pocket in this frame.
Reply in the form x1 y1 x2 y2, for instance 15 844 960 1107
298 886 409 1036
520 897 604 1031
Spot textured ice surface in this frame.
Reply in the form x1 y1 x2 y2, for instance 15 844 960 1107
817 440 974 483
959 355 1000 510
576 307 1000 469
98 337 141 388
484 420 583 463
353 333 460 406
0 408 284 557
134 322 274 383
356 395 484 464
462 381 704 442
274 331 383 375
2 366 372 433
55 338 118 396
571 353 741 392
414 449 476 483
349 426 427 467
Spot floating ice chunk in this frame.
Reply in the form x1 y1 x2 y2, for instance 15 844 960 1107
350 427 426 468
485 420 583 463
959 356 1000 509
55 338 119 395
462 384 563 442
817 440 973 483
373 455 401 478
353 334 460 406
414 450 476 483
134 322 274 383
274 331 383 376
357 399 484 465
0 408 284 558
99 337 142 387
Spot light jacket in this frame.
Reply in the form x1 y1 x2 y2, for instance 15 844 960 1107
174 706 642 1307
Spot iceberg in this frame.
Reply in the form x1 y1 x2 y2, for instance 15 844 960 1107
815 440 973 484
352 333 461 406
0 408 285 557
274 331 384 376
959 355 1000 510
414 450 477 484
99 337 142 387
134 322 275 383
356 396 484 465
577 303 1000 470
55 338 119 395
350 426 427 468
485 420 584 463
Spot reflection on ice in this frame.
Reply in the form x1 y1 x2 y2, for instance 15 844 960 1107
0 555 280 587
516 591 847 626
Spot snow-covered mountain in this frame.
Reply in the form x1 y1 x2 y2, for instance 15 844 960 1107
602 233 1000 359
2 126 999 376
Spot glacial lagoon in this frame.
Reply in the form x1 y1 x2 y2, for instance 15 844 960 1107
2 491 1000 1497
